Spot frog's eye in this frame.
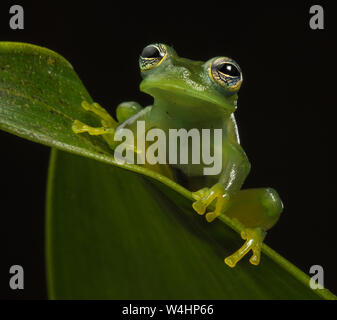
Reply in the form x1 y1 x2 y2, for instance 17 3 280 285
210 57 242 92
139 44 167 72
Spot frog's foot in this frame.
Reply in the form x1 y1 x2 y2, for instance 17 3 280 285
192 183 230 223
81 101 118 128
72 101 118 148
192 187 209 200
72 119 116 135
224 228 266 268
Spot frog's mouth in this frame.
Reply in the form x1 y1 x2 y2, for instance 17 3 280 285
140 80 237 117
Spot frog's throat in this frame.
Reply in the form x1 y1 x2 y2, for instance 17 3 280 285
140 82 237 122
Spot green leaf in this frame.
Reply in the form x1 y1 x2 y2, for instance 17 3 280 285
0 42 335 299
46 149 328 299
0 41 190 197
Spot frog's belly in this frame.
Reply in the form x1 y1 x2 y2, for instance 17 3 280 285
142 159 219 191
170 163 205 177
130 124 225 190
170 163 219 191
146 135 224 190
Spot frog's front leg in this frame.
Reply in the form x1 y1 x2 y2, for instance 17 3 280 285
192 183 230 223
192 142 250 223
72 101 141 148
75 101 118 128
72 101 117 147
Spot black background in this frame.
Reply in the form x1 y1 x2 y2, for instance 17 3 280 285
0 1 336 299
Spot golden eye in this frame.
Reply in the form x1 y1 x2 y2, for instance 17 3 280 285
139 44 167 71
210 57 242 92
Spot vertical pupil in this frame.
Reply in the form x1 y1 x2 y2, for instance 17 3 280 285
141 46 161 58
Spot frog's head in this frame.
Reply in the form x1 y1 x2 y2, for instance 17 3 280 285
139 43 243 120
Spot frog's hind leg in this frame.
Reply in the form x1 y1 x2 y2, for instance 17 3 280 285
225 227 266 267
223 188 283 267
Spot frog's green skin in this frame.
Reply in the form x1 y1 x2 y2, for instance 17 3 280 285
72 44 283 267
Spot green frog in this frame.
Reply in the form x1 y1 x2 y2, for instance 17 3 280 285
72 43 283 267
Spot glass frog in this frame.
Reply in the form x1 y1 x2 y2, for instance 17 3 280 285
72 43 283 267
